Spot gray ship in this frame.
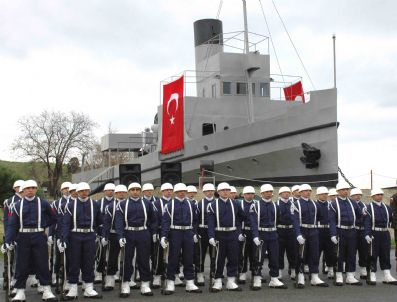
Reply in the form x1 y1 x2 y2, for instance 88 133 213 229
73 2 338 191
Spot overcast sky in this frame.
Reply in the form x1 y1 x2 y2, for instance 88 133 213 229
0 0 396 189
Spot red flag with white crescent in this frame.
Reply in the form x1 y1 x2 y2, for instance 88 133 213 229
283 81 305 102
161 76 184 154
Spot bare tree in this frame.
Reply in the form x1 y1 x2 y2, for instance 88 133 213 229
12 111 97 197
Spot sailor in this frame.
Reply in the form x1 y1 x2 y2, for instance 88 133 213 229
60 182 103 299
194 183 215 286
328 188 337 201
291 185 301 202
160 183 201 295
95 183 115 283
151 183 173 289
315 187 335 279
207 182 245 292
237 186 256 284
329 182 363 286
364 188 397 285
292 184 328 288
142 183 158 203
101 184 127 291
187 185 198 202
349 188 368 280
69 184 78 200
3 180 24 232
250 184 287 290
2 180 57 302
229 186 238 201
116 182 158 297
276 186 297 281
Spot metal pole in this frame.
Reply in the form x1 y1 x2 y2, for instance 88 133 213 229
242 0 250 54
370 169 373 190
333 34 336 88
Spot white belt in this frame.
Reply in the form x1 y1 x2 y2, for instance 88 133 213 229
243 226 251 230
259 227 277 232
317 224 329 229
71 228 94 233
373 227 388 232
20 228 44 233
198 224 208 228
215 227 237 232
278 224 293 229
337 225 355 230
110 229 117 233
301 224 317 229
355 226 364 231
126 226 147 231
171 225 193 230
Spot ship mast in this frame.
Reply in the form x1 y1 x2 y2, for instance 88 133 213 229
242 0 255 123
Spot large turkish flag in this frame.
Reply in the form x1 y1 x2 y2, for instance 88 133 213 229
161 76 184 154
283 81 305 102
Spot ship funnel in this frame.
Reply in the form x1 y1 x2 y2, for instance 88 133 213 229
194 19 223 67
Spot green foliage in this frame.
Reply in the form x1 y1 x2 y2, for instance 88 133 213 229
0 165 22 203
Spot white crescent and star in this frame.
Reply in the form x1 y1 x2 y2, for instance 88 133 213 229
166 93 179 125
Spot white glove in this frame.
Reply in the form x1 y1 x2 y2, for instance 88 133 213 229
47 236 54 246
297 235 305 245
160 237 168 249
209 238 217 247
119 238 126 248
193 234 199 243
95 236 100 243
331 236 338 244
1 244 8 254
253 237 261 246
365 235 372 244
58 242 66 253
101 238 108 246
238 234 246 242
153 234 158 243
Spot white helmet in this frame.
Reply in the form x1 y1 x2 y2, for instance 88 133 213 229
371 188 384 196
316 187 329 195
350 188 363 196
243 186 255 194
24 179 38 188
336 182 350 191
60 181 72 190
160 183 173 191
69 183 78 192
104 183 116 191
187 185 197 193
260 184 274 193
76 182 90 192
291 185 300 192
217 182 230 192
13 180 25 189
142 183 154 191
202 183 215 192
278 186 291 194
328 188 337 196
19 184 25 193
128 182 141 191
174 183 187 192
299 184 312 192
115 185 128 193
229 186 237 193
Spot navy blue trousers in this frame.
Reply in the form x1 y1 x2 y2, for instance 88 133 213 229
319 229 335 267
257 232 279 277
295 229 320 274
369 231 391 272
336 229 357 272
107 233 121 275
167 230 195 281
123 230 151 282
194 227 211 273
68 232 96 284
278 229 297 270
14 232 51 288
214 231 239 279
356 230 368 267
239 229 254 274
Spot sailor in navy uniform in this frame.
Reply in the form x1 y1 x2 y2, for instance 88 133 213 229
2 180 57 302
237 186 256 284
207 182 245 292
101 184 127 291
95 183 115 283
291 185 301 202
329 182 363 286
3 180 24 233
229 186 238 201
151 183 173 288
116 182 157 297
160 183 201 294
249 184 287 290
349 188 368 280
328 188 337 201
292 184 328 288
60 182 103 299
276 186 297 281
364 188 397 285
315 187 335 279
194 183 215 286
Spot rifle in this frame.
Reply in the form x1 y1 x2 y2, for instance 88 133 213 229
295 237 306 288
193 235 202 284
160 239 169 295
332 236 339 285
118 245 125 297
208 241 219 292
59 251 67 301
250 240 263 290
3 243 12 302
366 236 376 285
238 236 247 283
49 236 56 286
101 241 110 291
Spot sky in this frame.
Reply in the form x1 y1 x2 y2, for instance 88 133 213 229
0 0 396 189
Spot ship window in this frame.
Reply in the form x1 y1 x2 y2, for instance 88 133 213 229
260 82 270 97
212 84 216 98
236 82 247 95
222 82 231 95
202 123 216 136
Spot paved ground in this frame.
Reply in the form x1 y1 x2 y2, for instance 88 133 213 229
2 253 397 302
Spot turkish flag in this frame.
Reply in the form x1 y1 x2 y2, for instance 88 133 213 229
161 76 184 154
283 81 305 102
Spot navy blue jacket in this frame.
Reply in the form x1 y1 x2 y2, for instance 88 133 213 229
292 197 321 237
102 199 120 239
276 198 295 226
196 197 214 228
3 194 22 233
240 199 255 230
316 200 330 226
49 196 70 238
249 199 279 239
364 202 393 237
152 197 170 229
329 197 363 237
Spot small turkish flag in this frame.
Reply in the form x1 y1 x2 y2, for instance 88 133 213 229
161 76 184 154
283 81 305 102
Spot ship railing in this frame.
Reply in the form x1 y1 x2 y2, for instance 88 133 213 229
269 73 309 102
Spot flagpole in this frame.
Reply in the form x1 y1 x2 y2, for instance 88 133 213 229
333 34 336 88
